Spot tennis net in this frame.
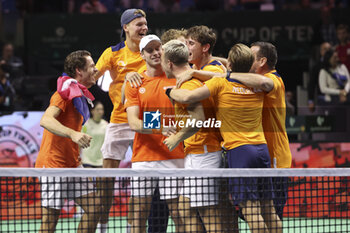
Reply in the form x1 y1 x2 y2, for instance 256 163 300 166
1 168 350 233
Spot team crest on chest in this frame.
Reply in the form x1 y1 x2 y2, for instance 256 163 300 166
118 61 127 71
139 87 146 94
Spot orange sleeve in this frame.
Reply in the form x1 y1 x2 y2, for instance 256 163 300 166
124 83 139 109
177 79 203 109
96 47 112 74
265 74 284 99
204 77 223 97
50 92 67 112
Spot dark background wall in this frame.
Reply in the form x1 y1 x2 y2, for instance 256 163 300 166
23 9 350 92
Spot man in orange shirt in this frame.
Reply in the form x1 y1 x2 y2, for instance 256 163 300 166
186 25 226 73
161 39 224 232
223 42 292 219
167 44 282 233
124 35 186 233
249 42 292 220
35 50 101 233
94 9 148 231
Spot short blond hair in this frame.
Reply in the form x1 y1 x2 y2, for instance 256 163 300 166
227 43 254 72
163 40 189 66
134 9 146 18
161 29 187 44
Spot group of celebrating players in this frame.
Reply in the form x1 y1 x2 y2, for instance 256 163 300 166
35 7 292 233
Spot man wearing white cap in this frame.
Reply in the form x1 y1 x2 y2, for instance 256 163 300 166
124 35 185 233
94 8 147 233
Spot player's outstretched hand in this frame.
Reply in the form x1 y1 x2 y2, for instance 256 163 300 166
71 131 92 149
125 72 143 88
176 69 194 88
163 134 180 152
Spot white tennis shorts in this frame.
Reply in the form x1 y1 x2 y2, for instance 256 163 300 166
101 123 135 160
131 159 184 200
182 150 222 207
40 176 95 209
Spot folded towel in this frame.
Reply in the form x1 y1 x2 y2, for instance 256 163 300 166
57 75 95 124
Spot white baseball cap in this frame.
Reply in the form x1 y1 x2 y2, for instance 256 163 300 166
139 34 161 52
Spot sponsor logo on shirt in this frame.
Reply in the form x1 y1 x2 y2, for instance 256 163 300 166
139 87 146 94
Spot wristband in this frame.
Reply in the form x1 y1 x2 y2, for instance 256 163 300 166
165 88 173 98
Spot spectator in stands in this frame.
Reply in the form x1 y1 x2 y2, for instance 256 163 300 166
81 101 108 168
119 0 144 10
0 65 16 111
318 49 350 104
0 43 24 86
223 0 241 11
194 0 224 11
312 6 337 46
80 0 108 13
286 91 295 116
308 42 332 112
335 24 350 72
148 0 180 12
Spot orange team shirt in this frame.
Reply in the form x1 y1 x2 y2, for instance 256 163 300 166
96 41 147 124
175 78 222 155
35 92 83 168
124 72 185 162
262 70 292 168
205 77 266 150
200 59 227 73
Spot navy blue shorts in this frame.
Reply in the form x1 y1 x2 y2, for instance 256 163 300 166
273 176 288 219
226 144 274 206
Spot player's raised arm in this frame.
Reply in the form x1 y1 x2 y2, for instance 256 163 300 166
229 72 274 92
176 69 225 87
168 86 210 104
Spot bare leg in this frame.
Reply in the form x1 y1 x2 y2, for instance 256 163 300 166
98 159 121 224
166 197 185 233
131 196 152 233
127 197 134 225
178 195 203 232
39 207 60 233
241 200 269 233
198 205 222 233
260 200 283 233
75 191 102 233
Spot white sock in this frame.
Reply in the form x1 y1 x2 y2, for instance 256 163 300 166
97 223 108 233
